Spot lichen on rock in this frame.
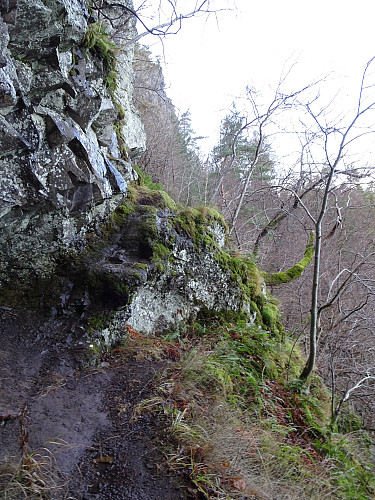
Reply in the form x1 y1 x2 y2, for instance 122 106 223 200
0 0 145 290
76 193 280 341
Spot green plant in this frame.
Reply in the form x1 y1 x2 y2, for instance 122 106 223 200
315 435 375 499
132 165 165 191
82 21 117 89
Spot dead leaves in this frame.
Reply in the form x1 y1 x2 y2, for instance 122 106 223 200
93 455 114 464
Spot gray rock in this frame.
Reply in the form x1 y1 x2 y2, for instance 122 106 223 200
0 0 145 286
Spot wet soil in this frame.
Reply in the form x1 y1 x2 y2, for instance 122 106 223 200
0 308 196 499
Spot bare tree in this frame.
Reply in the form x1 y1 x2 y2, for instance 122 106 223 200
205 77 317 249
298 57 375 380
89 0 230 45
209 58 375 390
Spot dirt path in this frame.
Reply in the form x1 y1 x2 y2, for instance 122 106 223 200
0 308 196 499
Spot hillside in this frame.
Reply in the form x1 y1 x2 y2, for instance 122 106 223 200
0 1 374 499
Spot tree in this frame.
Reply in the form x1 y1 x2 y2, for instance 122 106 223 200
89 0 230 45
206 82 309 250
209 103 274 211
133 46 204 204
297 57 375 380
206 59 375 391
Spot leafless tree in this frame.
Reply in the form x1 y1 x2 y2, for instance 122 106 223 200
297 57 375 380
89 0 230 45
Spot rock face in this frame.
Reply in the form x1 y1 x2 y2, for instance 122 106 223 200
0 1 274 339
86 202 250 338
0 0 145 290
66 196 265 343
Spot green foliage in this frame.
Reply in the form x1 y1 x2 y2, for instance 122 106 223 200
263 232 314 286
183 318 291 404
133 165 165 191
315 435 375 499
173 315 374 498
82 21 117 89
337 412 362 434
212 102 275 181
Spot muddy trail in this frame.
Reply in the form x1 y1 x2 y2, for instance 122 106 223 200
0 308 198 499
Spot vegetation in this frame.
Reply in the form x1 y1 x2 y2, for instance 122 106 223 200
133 48 375 432
263 232 315 286
114 316 375 499
82 21 117 90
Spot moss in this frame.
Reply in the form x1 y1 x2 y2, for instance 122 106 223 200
113 122 129 159
132 165 164 191
105 69 117 92
82 21 117 85
126 185 138 202
197 307 249 325
173 206 227 250
263 232 314 286
87 311 115 334
116 103 126 121
140 215 158 240
136 263 148 271
127 165 177 211
215 251 262 300
159 191 177 211
261 302 279 328
130 185 177 211
110 202 135 226
151 242 172 272
211 249 284 334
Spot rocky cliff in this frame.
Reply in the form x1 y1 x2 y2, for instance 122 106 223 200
0 0 278 339
0 0 145 286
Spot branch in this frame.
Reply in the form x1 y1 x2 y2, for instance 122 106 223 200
263 232 314 286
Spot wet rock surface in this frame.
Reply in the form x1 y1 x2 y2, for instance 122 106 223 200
0 308 196 499
0 0 146 287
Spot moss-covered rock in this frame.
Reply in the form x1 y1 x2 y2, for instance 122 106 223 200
76 190 284 340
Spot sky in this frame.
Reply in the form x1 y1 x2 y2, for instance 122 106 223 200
136 0 375 159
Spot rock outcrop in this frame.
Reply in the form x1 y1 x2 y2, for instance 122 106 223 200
0 0 278 340
0 0 145 291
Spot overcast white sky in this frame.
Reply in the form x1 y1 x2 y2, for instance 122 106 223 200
137 0 375 157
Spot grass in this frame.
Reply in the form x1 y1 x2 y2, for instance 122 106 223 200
114 317 375 499
0 438 69 499
0 403 70 499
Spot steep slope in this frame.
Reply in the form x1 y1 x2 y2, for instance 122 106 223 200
0 2 374 499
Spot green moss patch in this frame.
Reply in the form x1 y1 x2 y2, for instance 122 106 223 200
173 206 227 249
82 21 117 90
